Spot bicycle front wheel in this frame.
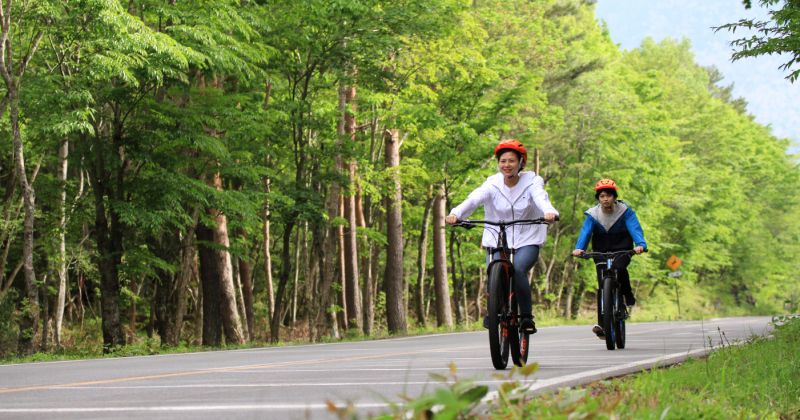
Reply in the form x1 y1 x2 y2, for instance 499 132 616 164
601 276 617 350
615 290 626 349
487 263 510 370
508 294 529 367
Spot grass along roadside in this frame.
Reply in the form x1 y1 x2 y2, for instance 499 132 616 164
360 315 799 419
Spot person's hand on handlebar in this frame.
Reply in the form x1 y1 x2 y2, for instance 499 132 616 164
571 249 585 257
544 212 558 222
634 246 645 254
445 214 458 225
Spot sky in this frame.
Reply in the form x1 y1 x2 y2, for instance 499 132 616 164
595 0 799 152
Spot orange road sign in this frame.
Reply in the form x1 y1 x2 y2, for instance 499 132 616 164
666 255 682 271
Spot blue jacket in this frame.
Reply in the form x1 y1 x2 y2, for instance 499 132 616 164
575 201 647 252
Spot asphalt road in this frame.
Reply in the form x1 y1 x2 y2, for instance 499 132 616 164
0 316 772 419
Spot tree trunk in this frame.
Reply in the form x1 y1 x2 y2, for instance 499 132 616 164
239 256 254 340
432 185 453 328
40 273 50 352
0 138 18 298
8 80 38 356
291 224 302 324
233 260 248 341
360 195 375 336
0 1 44 357
337 195 348 331
415 189 434 327
87 127 126 353
342 84 362 332
197 224 222 346
171 212 199 345
312 218 338 341
311 145 342 341
449 231 464 324
13 98 39 355
210 173 245 345
262 176 275 322
54 139 68 349
570 264 585 319
383 129 406 334
270 220 296 342
362 239 374 335
456 235 469 323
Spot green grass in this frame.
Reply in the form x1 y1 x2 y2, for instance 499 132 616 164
365 315 800 419
518 315 800 419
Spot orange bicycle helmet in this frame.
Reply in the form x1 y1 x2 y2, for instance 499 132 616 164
594 178 618 191
494 139 527 164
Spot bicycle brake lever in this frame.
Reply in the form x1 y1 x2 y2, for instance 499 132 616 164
455 221 476 229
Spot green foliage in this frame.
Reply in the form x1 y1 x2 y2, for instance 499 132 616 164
521 315 800 418
2 0 799 360
0 291 19 359
366 362 489 420
716 0 800 81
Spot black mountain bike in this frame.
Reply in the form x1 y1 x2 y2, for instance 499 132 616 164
576 250 641 350
454 218 553 369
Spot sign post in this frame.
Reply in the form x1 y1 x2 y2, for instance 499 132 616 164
666 255 683 318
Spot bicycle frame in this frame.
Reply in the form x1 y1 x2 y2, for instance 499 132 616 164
577 249 638 350
454 218 552 368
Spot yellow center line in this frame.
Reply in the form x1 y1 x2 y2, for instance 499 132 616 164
0 344 481 395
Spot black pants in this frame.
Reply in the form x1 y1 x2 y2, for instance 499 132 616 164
594 253 632 292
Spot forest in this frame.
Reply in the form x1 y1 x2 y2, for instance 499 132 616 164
1 0 798 357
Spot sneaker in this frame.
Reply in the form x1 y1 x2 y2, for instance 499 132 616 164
592 324 605 339
624 292 636 306
520 317 537 335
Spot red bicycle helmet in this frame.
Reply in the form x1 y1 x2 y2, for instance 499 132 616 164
594 178 618 191
494 139 527 164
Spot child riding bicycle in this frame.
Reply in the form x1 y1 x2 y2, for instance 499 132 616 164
445 139 559 335
571 178 647 337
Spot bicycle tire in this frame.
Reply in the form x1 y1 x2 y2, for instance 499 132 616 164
487 263 510 369
602 276 616 350
511 328 530 366
508 294 530 366
615 291 626 349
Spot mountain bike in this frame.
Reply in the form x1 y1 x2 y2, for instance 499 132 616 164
575 250 641 350
453 218 554 369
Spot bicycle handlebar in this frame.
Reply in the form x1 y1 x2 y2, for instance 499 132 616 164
452 216 559 229
575 249 647 259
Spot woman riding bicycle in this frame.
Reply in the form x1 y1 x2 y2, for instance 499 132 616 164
571 178 647 336
445 139 559 335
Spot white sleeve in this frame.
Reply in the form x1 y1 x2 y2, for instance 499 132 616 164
450 183 492 220
531 176 558 215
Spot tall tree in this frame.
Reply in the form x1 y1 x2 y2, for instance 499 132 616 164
0 0 45 355
432 185 453 327
209 174 245 345
342 83 363 332
383 129 406 333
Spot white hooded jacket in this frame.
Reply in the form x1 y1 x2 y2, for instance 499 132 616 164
449 171 558 248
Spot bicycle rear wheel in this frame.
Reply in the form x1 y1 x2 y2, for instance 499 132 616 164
601 276 617 350
487 263 510 370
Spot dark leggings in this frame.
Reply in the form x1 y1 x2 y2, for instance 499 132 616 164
489 245 540 317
